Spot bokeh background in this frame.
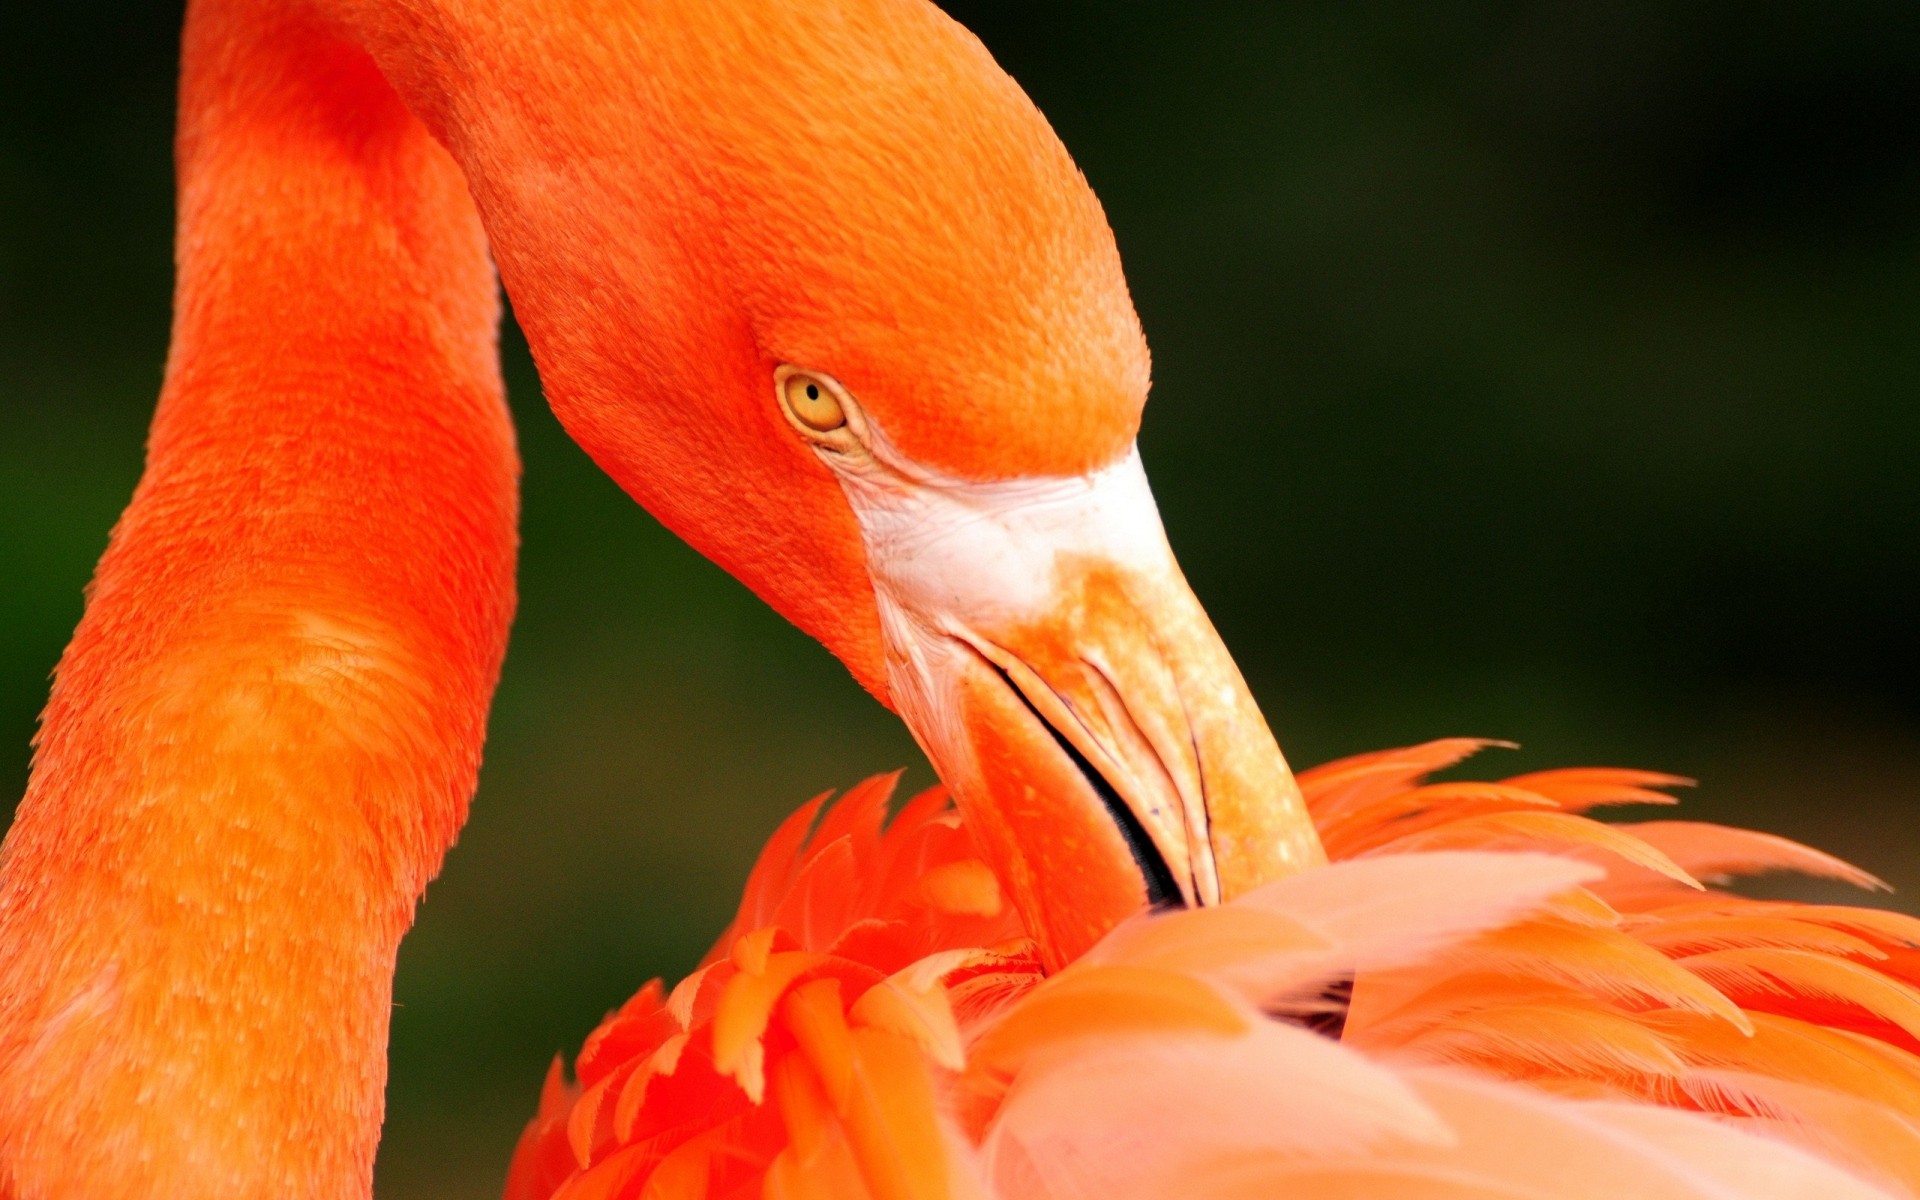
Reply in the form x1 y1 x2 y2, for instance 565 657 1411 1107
4 2 1919 1195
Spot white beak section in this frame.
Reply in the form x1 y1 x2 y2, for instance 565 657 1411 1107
848 447 1172 628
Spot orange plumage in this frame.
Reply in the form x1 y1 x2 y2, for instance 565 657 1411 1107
501 747 1920 1200
0 1 1913 1198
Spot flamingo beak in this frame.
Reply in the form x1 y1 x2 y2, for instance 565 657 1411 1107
845 446 1326 966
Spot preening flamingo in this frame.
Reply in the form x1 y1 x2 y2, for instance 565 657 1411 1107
1 2 1918 1199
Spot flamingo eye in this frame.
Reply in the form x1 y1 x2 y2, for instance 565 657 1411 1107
780 370 847 433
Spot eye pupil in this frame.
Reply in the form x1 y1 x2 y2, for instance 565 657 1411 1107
806 384 820 400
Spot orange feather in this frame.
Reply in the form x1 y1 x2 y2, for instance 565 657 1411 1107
506 753 1920 1199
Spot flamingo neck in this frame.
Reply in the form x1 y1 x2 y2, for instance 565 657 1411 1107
0 3 517 1196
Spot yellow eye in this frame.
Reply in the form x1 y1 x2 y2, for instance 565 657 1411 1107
781 372 847 433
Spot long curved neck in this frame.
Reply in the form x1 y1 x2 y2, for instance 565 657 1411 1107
0 1 517 1195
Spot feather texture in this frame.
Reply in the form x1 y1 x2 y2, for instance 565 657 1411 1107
508 749 1920 1199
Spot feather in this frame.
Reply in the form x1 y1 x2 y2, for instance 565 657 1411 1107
1666 1011 1920 1121
712 951 831 1102
503 1058 581 1200
568 1057 640 1168
981 1024 1453 1200
1402 1002 1689 1085
613 1033 693 1142
1631 913 1886 961
507 751 1920 1200
549 1141 665 1200
913 861 1005 920
1499 767 1692 813
1781 904 1920 949
1573 1094 1900 1200
1462 920 1750 1030
731 792 833 940
1370 811 1701 889
771 838 865 954
765 1054 874 1200
965 965 1251 1083
806 773 899 866
848 950 983 1071
1682 1071 1920 1197
1680 948 1920 1044
1298 739 1508 825
1077 905 1330 997
1166 1159 1557 1199
783 979 958 1200
1624 822 1887 892
1319 782 1561 859
1351 969 1611 1043
577 980 678 1086
1401 1069 1899 1200
1232 852 1602 980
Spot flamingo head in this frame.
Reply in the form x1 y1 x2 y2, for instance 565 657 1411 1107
497 0 1324 964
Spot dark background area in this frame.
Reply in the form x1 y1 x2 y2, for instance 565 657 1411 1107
4 2 1918 1195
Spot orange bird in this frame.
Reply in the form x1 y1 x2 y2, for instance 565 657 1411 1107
1 2 1917 1199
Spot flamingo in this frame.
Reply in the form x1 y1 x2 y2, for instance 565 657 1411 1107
1 1 1917 1198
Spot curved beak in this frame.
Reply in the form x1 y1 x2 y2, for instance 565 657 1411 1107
845 447 1325 966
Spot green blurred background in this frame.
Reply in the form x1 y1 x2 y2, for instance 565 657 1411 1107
4 2 1919 1195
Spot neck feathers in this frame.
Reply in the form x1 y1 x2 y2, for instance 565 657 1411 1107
0 3 517 1195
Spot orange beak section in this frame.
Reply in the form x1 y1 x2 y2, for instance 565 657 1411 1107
854 450 1325 968
946 555 1324 966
